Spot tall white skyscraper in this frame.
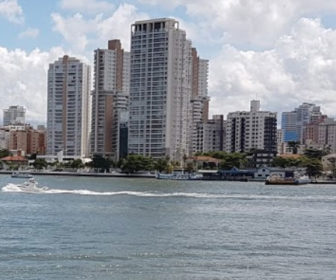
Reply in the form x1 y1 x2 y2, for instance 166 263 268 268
129 18 204 161
3 105 26 126
91 40 130 160
47 55 90 158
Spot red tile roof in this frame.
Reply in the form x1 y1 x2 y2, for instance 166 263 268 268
1 155 27 162
192 156 221 163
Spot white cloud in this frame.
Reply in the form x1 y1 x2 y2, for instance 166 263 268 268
209 18 336 119
0 46 66 124
60 0 114 14
51 12 100 52
138 0 336 48
51 4 147 52
18 27 39 39
0 0 24 23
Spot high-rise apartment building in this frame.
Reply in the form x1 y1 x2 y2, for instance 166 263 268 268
91 40 130 160
282 103 322 143
128 18 207 161
3 105 26 126
194 115 225 153
190 48 209 154
47 55 90 158
225 100 277 154
318 120 336 153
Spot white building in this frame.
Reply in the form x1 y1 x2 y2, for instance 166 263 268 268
128 18 196 161
225 100 277 154
3 105 26 126
0 127 9 150
47 55 91 158
91 40 130 160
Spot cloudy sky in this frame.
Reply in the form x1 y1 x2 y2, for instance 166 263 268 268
1 0 336 125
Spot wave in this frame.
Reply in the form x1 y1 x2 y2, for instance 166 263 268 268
2 183 336 201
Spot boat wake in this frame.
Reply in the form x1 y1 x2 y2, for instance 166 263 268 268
1 183 336 201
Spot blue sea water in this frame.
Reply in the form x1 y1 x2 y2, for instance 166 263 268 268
0 175 335 279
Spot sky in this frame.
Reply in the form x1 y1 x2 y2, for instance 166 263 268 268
1 0 336 125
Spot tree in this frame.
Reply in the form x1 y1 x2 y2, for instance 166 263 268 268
154 157 169 172
70 159 85 169
272 157 301 168
219 153 247 169
90 155 112 172
304 148 325 160
0 149 10 158
287 141 300 154
327 157 336 178
300 157 322 178
185 162 195 173
120 155 155 173
33 158 48 170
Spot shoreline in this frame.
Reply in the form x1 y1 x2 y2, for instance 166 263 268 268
1 171 336 184
0 170 156 178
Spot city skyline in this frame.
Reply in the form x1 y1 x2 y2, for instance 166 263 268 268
2 1 336 124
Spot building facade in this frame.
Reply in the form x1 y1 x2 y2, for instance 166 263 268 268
91 40 130 160
318 120 336 153
3 105 26 126
282 103 322 143
225 100 277 157
190 48 209 154
47 55 90 158
194 115 225 153
128 18 198 161
2 125 46 156
0 127 9 150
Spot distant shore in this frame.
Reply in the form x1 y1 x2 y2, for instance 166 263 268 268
1 170 336 184
0 170 156 178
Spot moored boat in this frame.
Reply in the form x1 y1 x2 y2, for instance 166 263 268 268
265 174 311 185
11 172 33 178
156 172 203 180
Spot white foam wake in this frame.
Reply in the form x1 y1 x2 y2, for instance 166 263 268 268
2 183 336 201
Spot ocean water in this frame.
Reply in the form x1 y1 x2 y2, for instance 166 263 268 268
0 175 335 279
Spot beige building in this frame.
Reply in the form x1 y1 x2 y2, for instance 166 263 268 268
8 125 46 156
90 40 130 160
47 55 91 158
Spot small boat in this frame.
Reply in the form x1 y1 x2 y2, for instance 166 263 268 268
265 175 311 185
18 178 46 193
11 172 33 178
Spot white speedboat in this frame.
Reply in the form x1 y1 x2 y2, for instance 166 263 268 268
18 178 46 193
11 172 33 178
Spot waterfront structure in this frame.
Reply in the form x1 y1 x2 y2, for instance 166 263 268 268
47 55 90 158
91 40 130 160
3 105 26 126
128 18 198 161
225 100 277 166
